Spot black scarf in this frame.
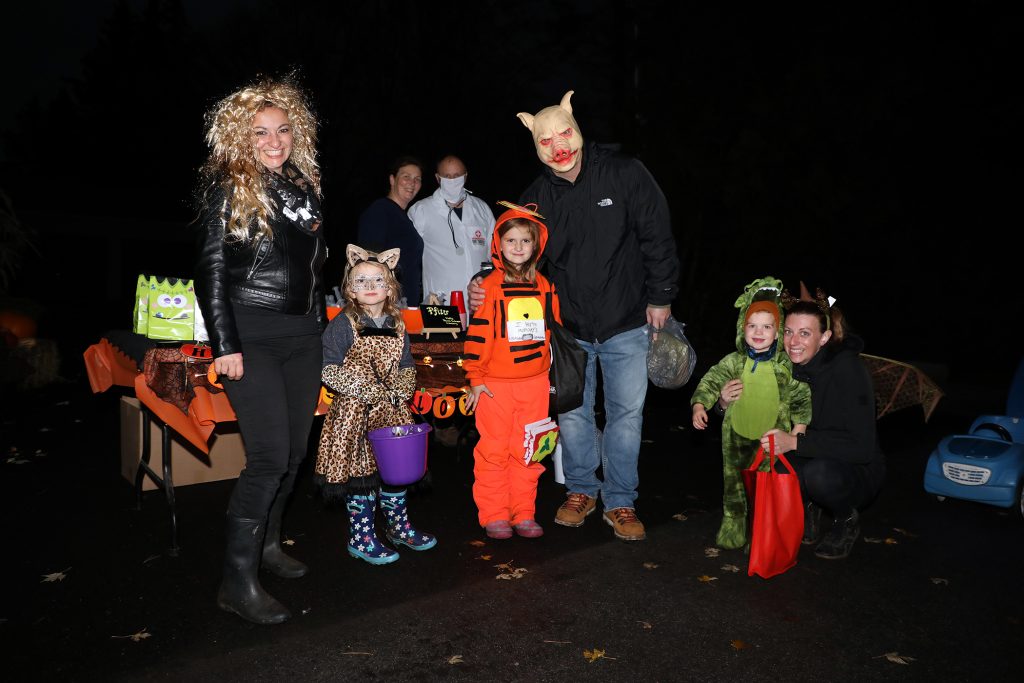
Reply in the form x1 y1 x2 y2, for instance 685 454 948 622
267 162 323 234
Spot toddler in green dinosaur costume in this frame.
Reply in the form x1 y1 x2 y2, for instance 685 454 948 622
690 277 812 550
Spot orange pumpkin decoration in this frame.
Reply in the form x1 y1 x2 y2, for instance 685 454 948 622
411 389 433 415
458 389 474 416
206 366 223 389
0 310 37 340
432 392 456 419
181 342 213 360
318 385 335 405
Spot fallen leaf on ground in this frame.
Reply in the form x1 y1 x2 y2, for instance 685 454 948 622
721 564 741 573
494 560 516 571
475 554 492 561
283 538 295 546
638 621 653 630
731 640 751 650
875 652 915 665
642 439 655 444
583 648 616 662
469 540 486 547
893 527 918 537
447 655 464 664
704 547 720 558
496 568 528 580
643 562 659 569
883 538 899 545
41 567 71 583
698 575 718 583
672 513 688 521
930 577 949 585
112 628 151 642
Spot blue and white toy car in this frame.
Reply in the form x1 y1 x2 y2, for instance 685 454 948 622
924 359 1024 517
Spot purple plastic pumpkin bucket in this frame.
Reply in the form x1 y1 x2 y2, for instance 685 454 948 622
368 423 432 486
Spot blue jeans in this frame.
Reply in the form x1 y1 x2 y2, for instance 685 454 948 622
558 325 649 511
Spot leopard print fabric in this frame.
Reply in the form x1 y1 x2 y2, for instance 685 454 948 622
315 319 414 492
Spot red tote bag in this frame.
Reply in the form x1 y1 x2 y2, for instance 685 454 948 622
741 435 804 579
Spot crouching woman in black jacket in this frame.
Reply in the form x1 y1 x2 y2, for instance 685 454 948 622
194 76 326 624
756 287 885 561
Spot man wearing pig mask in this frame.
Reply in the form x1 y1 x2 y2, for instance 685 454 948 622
468 91 679 541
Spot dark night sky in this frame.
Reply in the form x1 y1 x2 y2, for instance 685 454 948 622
1 1 1019 393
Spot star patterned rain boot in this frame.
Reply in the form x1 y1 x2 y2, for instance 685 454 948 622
381 489 437 551
346 492 399 565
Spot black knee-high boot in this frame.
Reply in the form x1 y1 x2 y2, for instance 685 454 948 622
262 494 308 578
217 515 290 624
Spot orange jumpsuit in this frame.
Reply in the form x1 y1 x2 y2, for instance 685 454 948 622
463 209 560 527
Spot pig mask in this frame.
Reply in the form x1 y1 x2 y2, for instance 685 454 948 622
517 90 583 174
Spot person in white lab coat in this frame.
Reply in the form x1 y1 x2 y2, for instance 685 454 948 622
408 155 496 306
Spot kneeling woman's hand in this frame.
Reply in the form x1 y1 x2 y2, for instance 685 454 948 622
760 428 798 454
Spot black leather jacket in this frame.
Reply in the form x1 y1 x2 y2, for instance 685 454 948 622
194 185 327 357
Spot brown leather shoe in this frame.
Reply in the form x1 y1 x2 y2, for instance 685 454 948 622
603 507 646 541
554 492 597 527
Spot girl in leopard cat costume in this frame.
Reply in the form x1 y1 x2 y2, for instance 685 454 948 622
315 244 436 564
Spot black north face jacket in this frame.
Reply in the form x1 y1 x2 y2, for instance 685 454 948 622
520 142 680 343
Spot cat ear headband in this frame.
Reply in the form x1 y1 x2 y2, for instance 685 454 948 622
346 244 400 271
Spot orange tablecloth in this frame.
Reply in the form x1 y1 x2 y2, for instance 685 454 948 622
85 340 332 454
84 327 463 454
326 305 424 334
83 338 140 394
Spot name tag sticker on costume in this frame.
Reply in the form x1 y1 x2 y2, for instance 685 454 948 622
507 319 545 342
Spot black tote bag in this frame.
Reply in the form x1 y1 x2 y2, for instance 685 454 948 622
545 291 587 416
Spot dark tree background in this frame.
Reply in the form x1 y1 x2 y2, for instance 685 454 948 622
1 0 1019 391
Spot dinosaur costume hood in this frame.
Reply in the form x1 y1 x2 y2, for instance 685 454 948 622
733 276 786 359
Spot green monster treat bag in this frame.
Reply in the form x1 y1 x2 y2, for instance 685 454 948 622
146 277 196 341
132 274 153 336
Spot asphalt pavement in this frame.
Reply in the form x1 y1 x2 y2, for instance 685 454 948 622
2 377 1022 682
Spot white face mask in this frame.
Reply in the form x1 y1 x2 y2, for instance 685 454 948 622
439 175 467 204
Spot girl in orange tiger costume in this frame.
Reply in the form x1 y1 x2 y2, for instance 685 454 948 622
463 203 560 539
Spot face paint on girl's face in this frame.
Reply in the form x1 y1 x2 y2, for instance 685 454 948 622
347 263 390 316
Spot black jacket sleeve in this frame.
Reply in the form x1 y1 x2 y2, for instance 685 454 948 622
193 186 241 358
626 159 679 307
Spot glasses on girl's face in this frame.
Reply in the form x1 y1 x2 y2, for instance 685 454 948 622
351 276 387 291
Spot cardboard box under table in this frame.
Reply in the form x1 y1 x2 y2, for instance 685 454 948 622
119 396 245 491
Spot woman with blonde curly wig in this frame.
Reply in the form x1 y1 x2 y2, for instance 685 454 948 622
194 75 326 625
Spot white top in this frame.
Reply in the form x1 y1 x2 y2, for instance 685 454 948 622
408 189 496 306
